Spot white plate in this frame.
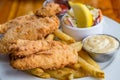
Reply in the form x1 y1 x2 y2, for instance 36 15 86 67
0 16 120 80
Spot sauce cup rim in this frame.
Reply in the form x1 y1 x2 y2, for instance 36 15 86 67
82 34 120 54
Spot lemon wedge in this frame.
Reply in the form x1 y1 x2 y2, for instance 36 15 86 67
69 2 93 28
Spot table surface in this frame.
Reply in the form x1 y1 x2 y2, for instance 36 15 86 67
0 0 120 24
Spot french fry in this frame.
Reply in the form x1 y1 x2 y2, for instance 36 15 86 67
54 30 75 43
45 67 87 79
70 41 82 52
61 73 74 80
68 63 81 70
68 73 74 80
45 34 54 40
27 68 50 78
78 57 104 78
78 50 100 69
59 40 68 44
27 68 44 76
38 73 51 78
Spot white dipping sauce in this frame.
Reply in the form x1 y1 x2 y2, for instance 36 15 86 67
83 35 119 53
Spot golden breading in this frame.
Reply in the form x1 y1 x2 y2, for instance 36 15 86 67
9 39 55 57
9 40 78 70
0 15 59 54
0 2 61 34
0 15 37 34
35 2 61 17
0 3 60 54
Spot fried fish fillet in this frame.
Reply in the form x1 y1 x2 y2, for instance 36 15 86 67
0 2 61 34
35 2 61 17
0 2 61 54
9 40 78 70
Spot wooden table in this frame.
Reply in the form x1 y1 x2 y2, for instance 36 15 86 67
0 0 120 24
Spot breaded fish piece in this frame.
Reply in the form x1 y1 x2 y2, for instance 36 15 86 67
35 2 61 17
9 40 78 70
0 15 36 34
9 39 55 57
0 2 60 54
0 2 61 34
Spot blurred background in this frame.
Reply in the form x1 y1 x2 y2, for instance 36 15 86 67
0 0 120 24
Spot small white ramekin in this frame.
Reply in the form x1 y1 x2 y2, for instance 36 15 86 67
61 14 104 41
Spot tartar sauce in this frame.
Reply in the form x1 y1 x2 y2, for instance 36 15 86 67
83 35 119 53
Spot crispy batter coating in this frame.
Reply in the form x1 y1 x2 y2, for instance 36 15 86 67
0 2 61 34
9 40 78 70
0 3 60 54
35 2 61 17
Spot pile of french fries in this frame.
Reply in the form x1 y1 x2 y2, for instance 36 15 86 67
26 29 105 80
